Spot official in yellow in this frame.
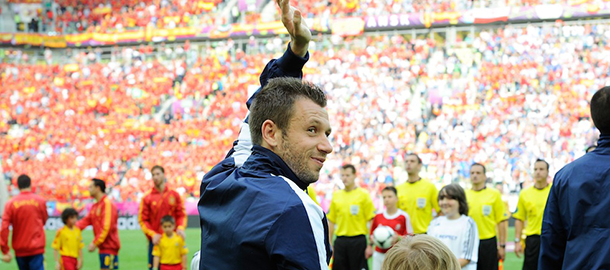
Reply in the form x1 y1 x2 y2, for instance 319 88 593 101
328 164 376 270
52 208 83 270
307 185 319 205
396 153 440 234
513 159 552 270
152 216 188 270
466 163 508 270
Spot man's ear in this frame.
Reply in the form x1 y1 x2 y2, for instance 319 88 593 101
261 119 281 148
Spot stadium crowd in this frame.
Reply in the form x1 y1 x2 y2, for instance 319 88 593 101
7 0 595 34
0 22 604 212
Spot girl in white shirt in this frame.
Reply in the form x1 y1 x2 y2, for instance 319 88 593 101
428 184 479 270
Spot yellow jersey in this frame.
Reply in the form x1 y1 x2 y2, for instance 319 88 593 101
152 233 189 265
466 187 508 240
327 187 375 237
513 184 552 236
51 226 84 258
396 179 440 234
307 186 319 205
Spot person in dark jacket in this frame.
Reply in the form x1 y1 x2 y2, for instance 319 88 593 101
539 86 610 269
196 0 333 269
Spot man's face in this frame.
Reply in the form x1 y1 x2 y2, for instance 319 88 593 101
152 168 165 187
340 168 356 189
405 155 421 174
89 182 98 197
277 98 332 184
533 161 549 182
470 165 486 186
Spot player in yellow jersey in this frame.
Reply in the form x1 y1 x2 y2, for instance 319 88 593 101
152 216 188 270
513 159 552 270
466 163 508 270
396 154 440 234
52 208 83 270
328 164 376 270
307 185 319 205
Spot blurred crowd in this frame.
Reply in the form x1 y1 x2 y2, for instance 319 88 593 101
0 22 605 209
6 0 598 34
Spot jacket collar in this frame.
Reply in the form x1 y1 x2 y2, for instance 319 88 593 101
242 145 309 190
597 134 610 149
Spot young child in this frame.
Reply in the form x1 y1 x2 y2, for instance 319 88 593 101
369 186 414 270
52 208 83 270
153 215 188 270
382 235 460 270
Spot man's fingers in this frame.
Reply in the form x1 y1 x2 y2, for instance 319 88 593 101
278 0 290 17
293 9 302 28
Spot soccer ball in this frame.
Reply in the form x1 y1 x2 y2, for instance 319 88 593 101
372 226 395 249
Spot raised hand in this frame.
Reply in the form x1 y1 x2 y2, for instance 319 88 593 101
276 0 311 57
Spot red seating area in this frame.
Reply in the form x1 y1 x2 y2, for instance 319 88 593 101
1 22 606 204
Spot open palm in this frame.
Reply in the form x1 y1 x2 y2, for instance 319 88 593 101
277 0 311 49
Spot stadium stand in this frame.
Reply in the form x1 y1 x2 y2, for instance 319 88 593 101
0 20 604 215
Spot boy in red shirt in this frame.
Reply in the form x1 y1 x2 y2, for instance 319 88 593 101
0 174 48 270
369 186 414 270
76 179 121 270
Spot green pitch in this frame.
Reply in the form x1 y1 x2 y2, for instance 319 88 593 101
2 228 202 270
1 228 524 269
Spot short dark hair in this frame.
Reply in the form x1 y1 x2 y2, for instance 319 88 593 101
92 178 106 193
17 174 31 189
61 208 79 224
382 186 398 196
249 77 327 145
586 145 597 153
471 163 486 174
438 184 469 216
151 165 165 174
535 159 549 170
161 215 175 225
341 164 356 174
591 86 610 134
405 153 422 164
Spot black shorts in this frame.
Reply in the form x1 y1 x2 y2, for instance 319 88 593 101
333 235 368 270
478 237 498 270
523 235 541 270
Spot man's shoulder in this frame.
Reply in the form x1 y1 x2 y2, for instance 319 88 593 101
487 188 502 197
142 190 154 199
167 189 181 198
356 187 371 196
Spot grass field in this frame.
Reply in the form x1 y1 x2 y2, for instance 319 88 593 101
2 228 525 270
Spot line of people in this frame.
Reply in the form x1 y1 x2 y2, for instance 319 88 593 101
1 164 191 270
325 156 551 270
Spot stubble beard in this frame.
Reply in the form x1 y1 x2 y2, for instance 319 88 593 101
280 138 319 184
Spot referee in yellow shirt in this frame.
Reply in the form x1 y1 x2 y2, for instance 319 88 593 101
396 154 440 234
513 159 552 270
328 164 376 270
466 163 508 270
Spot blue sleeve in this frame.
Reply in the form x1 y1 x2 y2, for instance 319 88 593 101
539 178 566 269
246 43 310 109
265 204 325 270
